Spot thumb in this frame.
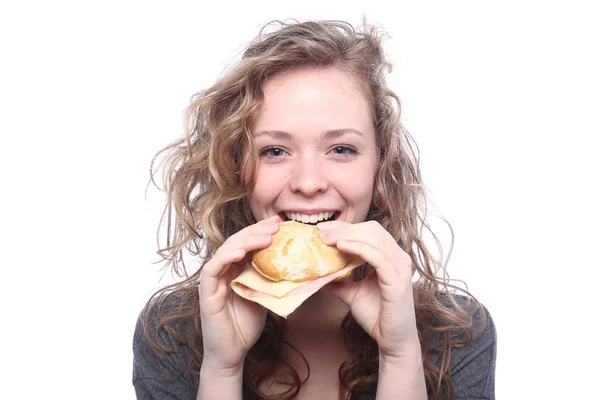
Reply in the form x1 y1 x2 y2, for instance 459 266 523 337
323 280 359 307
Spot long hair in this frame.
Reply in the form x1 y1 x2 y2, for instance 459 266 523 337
142 19 485 400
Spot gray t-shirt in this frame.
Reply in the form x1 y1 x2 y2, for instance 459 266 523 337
132 295 496 399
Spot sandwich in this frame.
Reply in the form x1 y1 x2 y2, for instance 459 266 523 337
231 221 364 318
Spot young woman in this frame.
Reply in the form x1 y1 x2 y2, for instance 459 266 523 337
133 20 496 400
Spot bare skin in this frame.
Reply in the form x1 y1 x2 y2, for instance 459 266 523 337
259 291 351 399
197 67 426 399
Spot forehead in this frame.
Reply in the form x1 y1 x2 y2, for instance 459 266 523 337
253 67 375 138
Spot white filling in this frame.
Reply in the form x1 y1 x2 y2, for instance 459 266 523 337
285 211 335 223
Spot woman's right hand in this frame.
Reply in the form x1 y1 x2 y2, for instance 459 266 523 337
198 215 281 376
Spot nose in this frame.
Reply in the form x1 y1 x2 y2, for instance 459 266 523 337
289 155 328 196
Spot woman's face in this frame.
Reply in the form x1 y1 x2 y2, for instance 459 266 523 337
247 66 378 225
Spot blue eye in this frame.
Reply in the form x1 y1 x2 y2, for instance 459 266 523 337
259 147 286 158
330 145 356 156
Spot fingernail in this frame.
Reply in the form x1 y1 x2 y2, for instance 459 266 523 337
233 248 246 257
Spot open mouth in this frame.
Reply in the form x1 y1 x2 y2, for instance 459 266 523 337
280 211 339 225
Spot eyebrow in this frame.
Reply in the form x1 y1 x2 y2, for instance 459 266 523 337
253 128 366 139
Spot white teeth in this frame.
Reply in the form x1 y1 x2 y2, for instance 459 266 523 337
284 211 335 223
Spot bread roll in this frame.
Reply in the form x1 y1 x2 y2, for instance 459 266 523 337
252 221 354 282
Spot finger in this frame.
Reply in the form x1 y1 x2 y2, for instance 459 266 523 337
199 254 250 317
201 224 279 298
258 214 283 223
323 279 359 307
318 220 390 249
219 219 282 266
212 219 280 261
316 219 349 231
335 240 398 288
217 218 280 256
319 222 411 273
324 269 379 306
224 262 247 283
222 227 278 257
199 248 247 300
200 217 281 304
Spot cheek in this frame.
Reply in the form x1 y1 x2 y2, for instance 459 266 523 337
247 165 284 213
333 166 376 202
356 165 377 212
247 186 270 220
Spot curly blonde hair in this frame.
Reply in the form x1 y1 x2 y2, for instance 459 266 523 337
143 19 485 400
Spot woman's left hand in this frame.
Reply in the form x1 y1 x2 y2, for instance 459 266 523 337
317 220 421 361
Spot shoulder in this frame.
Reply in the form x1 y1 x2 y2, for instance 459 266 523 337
441 293 497 399
132 293 199 399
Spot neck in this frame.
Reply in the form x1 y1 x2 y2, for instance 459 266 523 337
281 290 351 373
285 289 349 333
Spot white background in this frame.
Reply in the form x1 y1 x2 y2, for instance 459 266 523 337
1 1 598 399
